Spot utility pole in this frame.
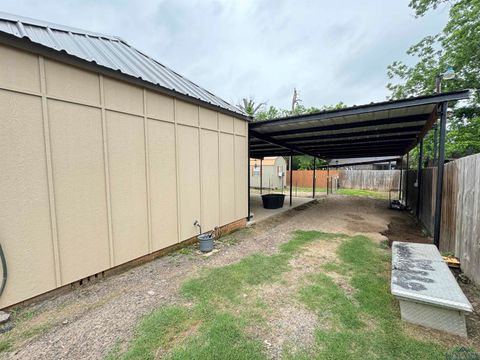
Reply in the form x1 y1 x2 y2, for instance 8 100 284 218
291 88 301 113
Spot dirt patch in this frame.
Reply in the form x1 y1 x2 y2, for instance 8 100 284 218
346 213 365 221
248 239 342 359
382 213 432 245
346 220 388 234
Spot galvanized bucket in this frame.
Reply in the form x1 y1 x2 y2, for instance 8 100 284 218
198 233 214 253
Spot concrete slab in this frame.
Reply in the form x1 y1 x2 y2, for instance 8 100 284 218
248 194 316 224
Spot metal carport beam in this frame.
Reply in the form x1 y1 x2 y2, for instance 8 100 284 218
249 130 319 158
281 126 424 144
262 113 429 137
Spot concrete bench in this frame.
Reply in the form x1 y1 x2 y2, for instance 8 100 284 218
391 242 473 337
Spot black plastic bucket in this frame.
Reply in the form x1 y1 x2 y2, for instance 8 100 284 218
261 194 286 209
198 233 214 253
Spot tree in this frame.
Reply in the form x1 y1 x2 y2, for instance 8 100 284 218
387 0 480 159
237 97 265 118
255 101 346 121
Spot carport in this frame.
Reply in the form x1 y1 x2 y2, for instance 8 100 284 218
248 90 470 248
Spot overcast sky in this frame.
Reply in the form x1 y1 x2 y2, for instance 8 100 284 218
2 0 450 109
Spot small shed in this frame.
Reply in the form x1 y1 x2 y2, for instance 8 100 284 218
0 12 249 308
250 157 287 189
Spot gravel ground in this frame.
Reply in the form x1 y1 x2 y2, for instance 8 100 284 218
1 196 426 359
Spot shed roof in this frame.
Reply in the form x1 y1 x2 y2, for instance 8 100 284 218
0 11 245 118
250 90 470 159
328 156 400 167
250 157 283 166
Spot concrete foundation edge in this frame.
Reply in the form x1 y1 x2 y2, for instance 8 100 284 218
4 217 247 310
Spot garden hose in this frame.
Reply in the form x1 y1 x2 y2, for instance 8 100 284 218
0 244 7 297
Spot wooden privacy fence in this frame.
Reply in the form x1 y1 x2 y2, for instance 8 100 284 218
405 153 480 285
286 170 338 188
338 170 400 191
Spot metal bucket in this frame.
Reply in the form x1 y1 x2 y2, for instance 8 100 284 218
198 233 215 253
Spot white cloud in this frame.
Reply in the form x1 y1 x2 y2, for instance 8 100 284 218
1 0 449 109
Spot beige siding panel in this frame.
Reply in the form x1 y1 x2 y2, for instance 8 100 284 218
106 111 149 264
201 129 220 231
104 77 143 115
219 113 234 133
235 136 248 219
48 100 110 284
0 44 40 93
234 118 247 136
176 100 198 127
44 59 100 105
199 107 218 130
177 125 201 240
0 90 56 307
146 91 174 122
219 133 235 224
148 119 179 250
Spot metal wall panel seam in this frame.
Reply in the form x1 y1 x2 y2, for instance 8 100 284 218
38 55 62 286
198 106 204 231
143 89 152 254
233 126 237 220
217 112 222 226
173 98 181 243
99 75 115 267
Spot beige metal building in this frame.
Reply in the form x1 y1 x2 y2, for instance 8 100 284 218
250 157 287 189
0 13 249 308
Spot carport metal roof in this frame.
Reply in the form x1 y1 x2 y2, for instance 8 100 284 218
249 90 470 159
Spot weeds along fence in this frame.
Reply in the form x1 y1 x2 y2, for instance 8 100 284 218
338 170 400 192
405 153 480 285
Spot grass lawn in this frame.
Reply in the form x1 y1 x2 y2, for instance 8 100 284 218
261 187 389 199
105 230 469 359
336 188 389 199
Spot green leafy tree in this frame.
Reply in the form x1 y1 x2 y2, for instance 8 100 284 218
388 0 480 160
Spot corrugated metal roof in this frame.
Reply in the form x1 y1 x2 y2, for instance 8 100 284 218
250 90 471 159
0 11 244 116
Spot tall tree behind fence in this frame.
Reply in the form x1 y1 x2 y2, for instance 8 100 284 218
405 153 480 285
338 170 400 191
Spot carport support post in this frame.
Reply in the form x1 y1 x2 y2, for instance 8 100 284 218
399 156 403 201
289 155 293 206
327 165 330 195
416 140 423 218
312 157 316 199
405 152 410 207
260 159 263 194
247 135 251 220
434 102 448 248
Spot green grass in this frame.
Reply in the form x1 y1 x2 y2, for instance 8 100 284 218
290 235 446 359
336 188 389 199
164 313 265 360
112 231 332 359
0 340 12 353
109 231 460 359
285 186 389 199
